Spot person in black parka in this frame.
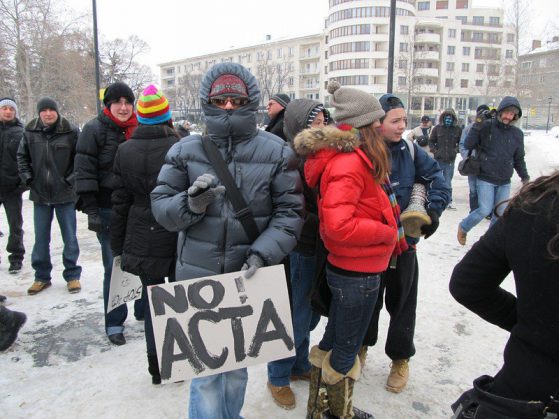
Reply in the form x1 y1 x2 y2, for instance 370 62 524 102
265 93 290 140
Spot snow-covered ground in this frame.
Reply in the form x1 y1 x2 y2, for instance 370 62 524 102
1 131 558 419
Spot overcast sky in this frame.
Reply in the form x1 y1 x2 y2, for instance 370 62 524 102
79 0 558 80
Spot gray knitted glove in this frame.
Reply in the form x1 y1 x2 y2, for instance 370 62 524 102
187 174 225 214
241 254 265 279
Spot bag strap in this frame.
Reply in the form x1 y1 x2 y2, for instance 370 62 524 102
200 136 260 243
403 138 415 161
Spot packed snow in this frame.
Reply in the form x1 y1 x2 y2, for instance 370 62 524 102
1 130 558 419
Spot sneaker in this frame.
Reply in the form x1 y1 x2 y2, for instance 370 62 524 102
8 262 22 274
386 359 409 393
447 201 456 210
0 309 26 351
108 333 126 346
27 281 52 295
457 225 467 246
267 382 295 410
67 279 81 294
290 370 311 382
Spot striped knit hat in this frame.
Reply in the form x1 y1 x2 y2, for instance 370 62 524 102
307 104 328 128
137 84 172 125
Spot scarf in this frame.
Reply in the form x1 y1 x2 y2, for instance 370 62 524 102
381 176 409 256
103 108 138 139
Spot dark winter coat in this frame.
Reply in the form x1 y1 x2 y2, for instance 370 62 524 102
151 62 304 281
283 99 322 255
449 193 559 402
294 126 398 273
111 124 179 279
0 118 25 193
387 139 449 244
17 116 78 204
74 112 130 209
428 109 462 163
265 108 287 140
464 96 529 185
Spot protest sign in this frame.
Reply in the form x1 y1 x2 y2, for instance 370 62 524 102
148 265 294 382
107 256 143 313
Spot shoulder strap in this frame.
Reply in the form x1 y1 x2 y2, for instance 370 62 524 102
403 137 415 161
200 136 260 242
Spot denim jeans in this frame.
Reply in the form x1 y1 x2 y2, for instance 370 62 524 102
97 207 127 336
467 175 478 212
437 160 455 202
460 179 511 233
0 191 24 264
319 265 380 374
189 368 248 419
31 202 81 282
268 251 321 386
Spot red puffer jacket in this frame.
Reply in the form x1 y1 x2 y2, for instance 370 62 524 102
294 126 397 273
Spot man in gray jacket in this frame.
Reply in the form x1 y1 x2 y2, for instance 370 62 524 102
151 62 303 419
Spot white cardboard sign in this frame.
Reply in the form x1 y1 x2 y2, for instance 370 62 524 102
148 265 295 383
107 256 143 313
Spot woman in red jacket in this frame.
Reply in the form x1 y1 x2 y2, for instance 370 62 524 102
294 81 407 418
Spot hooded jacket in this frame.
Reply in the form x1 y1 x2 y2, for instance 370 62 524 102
0 118 25 193
17 116 78 204
464 96 529 185
111 124 179 280
428 109 462 163
151 63 303 280
294 125 398 273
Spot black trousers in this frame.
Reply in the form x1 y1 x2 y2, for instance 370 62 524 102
0 191 25 264
363 247 418 360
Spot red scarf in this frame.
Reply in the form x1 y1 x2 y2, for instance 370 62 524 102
103 108 138 139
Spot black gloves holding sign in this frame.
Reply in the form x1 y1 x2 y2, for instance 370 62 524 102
421 209 439 239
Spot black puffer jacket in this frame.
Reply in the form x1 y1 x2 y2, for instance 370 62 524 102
428 109 462 163
111 124 179 279
17 117 79 204
265 109 287 140
0 118 25 193
464 96 529 185
74 112 130 209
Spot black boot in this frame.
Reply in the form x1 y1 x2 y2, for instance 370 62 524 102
147 354 161 385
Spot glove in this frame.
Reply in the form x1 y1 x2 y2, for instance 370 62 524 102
77 192 98 214
420 209 439 239
241 254 265 279
87 212 104 233
187 174 226 214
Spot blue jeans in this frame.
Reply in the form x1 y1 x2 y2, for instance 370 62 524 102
189 368 248 419
268 251 321 386
467 175 478 212
438 160 455 202
319 265 380 374
97 207 127 336
460 179 511 233
31 202 81 282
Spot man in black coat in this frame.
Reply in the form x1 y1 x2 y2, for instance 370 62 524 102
265 93 290 140
17 97 81 295
0 98 25 273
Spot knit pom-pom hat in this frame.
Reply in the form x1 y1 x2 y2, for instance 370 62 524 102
327 80 384 128
136 84 172 125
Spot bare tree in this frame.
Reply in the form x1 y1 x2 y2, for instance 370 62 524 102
174 70 204 122
505 0 531 94
254 54 293 106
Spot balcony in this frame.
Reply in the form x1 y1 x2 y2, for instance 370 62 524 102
415 33 441 44
418 51 440 61
413 68 439 78
414 84 438 93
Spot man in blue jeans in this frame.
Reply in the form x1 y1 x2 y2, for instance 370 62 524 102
458 96 529 245
17 97 81 295
74 82 139 346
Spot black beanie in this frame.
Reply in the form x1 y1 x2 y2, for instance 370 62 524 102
103 82 135 107
36 97 59 114
270 93 290 109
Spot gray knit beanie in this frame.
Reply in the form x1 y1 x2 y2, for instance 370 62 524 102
0 97 17 115
327 80 384 128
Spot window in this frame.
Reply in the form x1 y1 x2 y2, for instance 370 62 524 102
448 28 456 38
489 16 500 25
472 32 483 42
507 33 515 43
456 16 467 24
476 63 484 72
475 79 483 87
417 1 430 10
488 33 500 43
456 0 468 8
436 1 448 9
165 68 174 75
277 48 282 58
400 42 409 52
447 45 455 55
445 78 454 87
472 16 484 25
460 79 468 88
398 76 407 86
399 59 408 69
506 50 513 59
446 62 455 71
463 46 470 56
474 47 482 58
288 47 294 57
267 50 272 59
462 63 469 71
400 25 409 35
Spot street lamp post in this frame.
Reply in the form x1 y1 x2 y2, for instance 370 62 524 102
546 97 552 134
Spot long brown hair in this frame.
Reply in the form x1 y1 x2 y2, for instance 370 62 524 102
358 124 391 182
504 170 559 259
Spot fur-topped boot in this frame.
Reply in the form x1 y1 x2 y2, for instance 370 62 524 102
307 345 330 418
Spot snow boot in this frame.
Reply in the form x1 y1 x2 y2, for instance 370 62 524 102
147 354 161 385
0 306 27 351
307 345 329 418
